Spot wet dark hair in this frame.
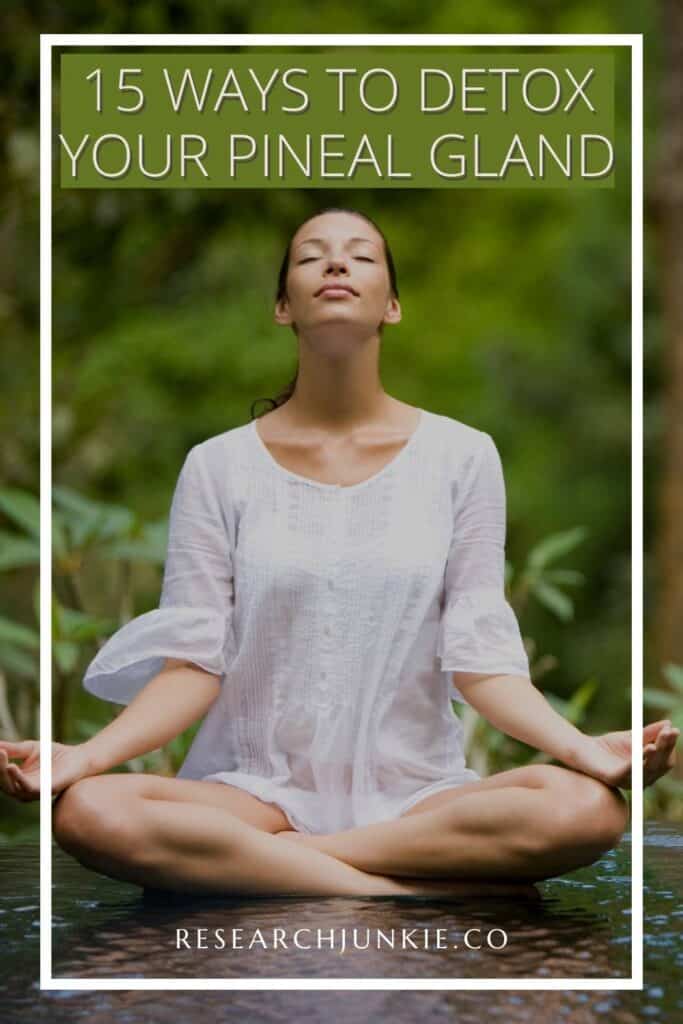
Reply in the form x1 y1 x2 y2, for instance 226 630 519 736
249 207 400 420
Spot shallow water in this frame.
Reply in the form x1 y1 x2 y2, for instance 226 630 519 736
0 824 681 1021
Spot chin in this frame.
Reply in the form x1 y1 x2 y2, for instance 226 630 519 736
313 317 374 333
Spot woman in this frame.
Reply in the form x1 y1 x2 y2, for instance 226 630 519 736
0 207 677 898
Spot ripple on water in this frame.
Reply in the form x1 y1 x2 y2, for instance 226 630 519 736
0 825 681 1023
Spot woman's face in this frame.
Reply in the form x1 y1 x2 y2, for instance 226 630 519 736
275 212 401 338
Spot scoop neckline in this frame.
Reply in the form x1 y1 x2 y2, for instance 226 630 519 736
250 408 429 493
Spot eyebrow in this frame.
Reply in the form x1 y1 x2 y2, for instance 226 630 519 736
295 236 378 250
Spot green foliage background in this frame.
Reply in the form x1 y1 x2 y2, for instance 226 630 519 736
1 2 677 836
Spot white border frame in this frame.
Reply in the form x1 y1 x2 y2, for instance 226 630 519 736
40 32 643 992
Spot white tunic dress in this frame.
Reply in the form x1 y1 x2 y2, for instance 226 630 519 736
82 409 531 835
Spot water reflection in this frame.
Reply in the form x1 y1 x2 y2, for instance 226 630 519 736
50 870 622 980
2 827 681 1022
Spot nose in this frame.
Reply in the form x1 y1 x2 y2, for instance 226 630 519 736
323 256 349 276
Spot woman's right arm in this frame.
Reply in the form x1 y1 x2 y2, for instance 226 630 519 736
80 658 221 775
2 442 238 803
0 659 221 801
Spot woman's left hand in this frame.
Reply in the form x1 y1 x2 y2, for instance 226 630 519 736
571 720 679 790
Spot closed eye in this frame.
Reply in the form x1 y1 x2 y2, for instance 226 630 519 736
297 256 375 264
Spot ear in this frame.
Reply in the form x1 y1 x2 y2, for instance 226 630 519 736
382 296 402 326
274 296 293 326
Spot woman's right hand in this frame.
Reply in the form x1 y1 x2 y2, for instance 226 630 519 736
0 740 95 802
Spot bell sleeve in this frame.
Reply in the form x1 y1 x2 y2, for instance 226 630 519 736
82 443 237 705
437 431 531 704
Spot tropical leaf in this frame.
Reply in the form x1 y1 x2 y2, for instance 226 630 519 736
0 644 38 678
52 485 135 547
53 640 80 674
0 488 40 538
643 687 680 710
0 615 39 649
526 526 589 571
662 663 683 694
563 677 599 722
0 529 40 570
532 580 575 621
53 602 118 642
99 519 168 562
544 568 586 586
52 511 69 560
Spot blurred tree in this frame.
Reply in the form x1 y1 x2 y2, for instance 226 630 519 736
651 0 683 777
0 0 678 823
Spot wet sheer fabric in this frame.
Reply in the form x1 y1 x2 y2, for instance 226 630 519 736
82 411 530 834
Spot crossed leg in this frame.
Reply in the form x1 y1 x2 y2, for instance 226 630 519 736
51 773 416 897
276 764 631 884
52 763 629 897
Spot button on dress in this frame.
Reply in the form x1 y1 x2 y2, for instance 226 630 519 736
82 409 531 835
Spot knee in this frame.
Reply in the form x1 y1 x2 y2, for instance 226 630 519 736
52 778 99 852
539 776 630 859
52 776 147 862
588 782 630 850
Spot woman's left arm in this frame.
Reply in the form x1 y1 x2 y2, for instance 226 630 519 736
453 670 679 790
439 431 678 791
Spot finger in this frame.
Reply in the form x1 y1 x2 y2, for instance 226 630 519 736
642 747 658 779
0 756 16 796
645 741 667 766
9 770 33 800
654 732 677 759
8 764 28 789
2 765 20 798
0 746 28 773
645 755 665 783
0 740 35 757
15 768 37 797
644 720 670 739
644 744 672 784
7 765 28 798
644 751 662 784
11 766 38 800
644 722 676 750
654 736 676 765
654 731 670 751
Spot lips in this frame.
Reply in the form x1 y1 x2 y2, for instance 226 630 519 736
315 283 358 297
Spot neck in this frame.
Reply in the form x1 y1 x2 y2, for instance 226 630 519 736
284 329 395 430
